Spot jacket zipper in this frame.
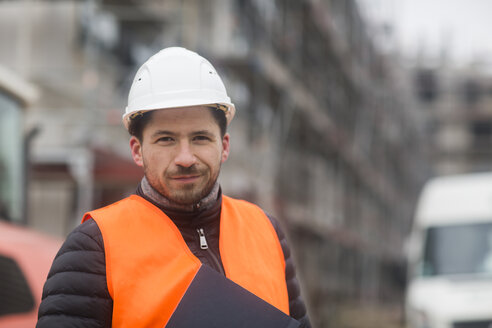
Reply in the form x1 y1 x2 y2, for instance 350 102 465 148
196 228 225 275
197 228 208 249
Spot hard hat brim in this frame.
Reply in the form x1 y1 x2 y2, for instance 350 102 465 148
123 102 235 130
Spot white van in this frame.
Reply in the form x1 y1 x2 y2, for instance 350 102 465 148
406 172 492 328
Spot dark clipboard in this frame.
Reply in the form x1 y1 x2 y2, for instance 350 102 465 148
166 264 300 328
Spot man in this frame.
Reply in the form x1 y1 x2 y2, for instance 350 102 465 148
37 47 311 327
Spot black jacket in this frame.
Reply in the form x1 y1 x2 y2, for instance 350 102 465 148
37 193 311 327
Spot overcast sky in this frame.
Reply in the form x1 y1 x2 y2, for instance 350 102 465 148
357 0 492 67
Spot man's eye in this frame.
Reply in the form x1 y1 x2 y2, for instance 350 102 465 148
157 137 174 142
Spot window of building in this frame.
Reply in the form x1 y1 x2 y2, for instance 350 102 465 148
414 68 439 103
470 120 492 148
463 79 482 106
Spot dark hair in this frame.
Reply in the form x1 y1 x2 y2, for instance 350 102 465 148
128 111 155 141
128 107 227 141
210 107 227 138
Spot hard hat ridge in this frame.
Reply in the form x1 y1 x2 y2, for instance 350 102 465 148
123 47 235 130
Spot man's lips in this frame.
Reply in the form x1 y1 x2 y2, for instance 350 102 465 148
169 175 200 182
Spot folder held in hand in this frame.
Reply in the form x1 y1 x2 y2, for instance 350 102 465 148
166 264 300 328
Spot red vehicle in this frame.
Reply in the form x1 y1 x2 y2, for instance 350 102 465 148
0 221 61 328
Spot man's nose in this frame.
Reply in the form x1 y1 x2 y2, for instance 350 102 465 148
174 142 197 167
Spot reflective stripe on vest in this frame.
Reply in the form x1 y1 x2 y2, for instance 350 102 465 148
82 195 289 327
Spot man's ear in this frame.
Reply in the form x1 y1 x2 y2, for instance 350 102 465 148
130 136 144 167
221 133 230 163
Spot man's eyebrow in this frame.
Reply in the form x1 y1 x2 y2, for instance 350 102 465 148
151 130 176 138
192 130 215 137
151 130 216 138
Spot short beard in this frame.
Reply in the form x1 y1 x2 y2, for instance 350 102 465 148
144 165 220 206
166 180 214 205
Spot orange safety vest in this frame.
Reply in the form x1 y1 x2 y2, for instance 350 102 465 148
82 195 289 327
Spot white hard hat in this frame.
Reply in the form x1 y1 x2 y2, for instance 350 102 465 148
123 47 235 130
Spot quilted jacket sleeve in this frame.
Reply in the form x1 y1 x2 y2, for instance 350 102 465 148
267 215 312 328
36 219 112 328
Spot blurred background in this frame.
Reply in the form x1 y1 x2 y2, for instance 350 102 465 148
2 0 492 327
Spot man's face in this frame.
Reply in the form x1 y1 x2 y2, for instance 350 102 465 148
130 107 230 205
